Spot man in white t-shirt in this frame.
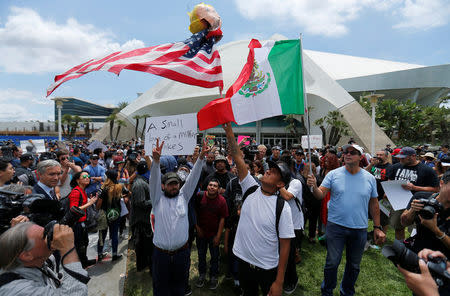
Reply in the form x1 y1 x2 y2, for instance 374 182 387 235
279 176 303 294
222 123 295 296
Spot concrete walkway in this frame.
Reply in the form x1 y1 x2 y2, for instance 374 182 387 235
85 227 129 296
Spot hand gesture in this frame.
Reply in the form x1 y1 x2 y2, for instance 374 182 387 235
222 122 233 134
199 139 211 159
152 138 164 162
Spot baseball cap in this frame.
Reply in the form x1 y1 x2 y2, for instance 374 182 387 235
441 156 450 167
214 154 227 165
342 144 363 155
267 160 291 185
20 153 33 162
90 154 99 159
162 172 181 185
395 147 416 158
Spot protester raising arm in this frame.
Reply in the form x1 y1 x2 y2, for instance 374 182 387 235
180 140 210 200
149 139 165 206
222 122 247 182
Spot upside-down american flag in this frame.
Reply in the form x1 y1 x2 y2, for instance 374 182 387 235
46 29 223 96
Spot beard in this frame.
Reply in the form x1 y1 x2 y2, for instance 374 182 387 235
164 189 180 198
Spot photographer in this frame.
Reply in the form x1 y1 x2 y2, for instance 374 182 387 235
401 170 450 258
397 249 449 296
0 222 88 295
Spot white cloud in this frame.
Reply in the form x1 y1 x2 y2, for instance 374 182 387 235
0 7 146 74
393 0 450 30
233 0 449 37
0 88 53 121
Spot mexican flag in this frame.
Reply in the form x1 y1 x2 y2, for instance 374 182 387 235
197 39 304 130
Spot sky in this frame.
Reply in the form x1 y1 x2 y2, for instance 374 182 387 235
0 0 449 122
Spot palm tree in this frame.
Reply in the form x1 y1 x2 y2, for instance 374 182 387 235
82 118 92 138
115 119 127 141
133 114 142 139
106 113 117 142
140 114 150 140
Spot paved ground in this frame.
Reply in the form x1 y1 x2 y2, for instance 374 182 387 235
85 227 129 296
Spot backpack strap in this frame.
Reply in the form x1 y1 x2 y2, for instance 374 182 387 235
0 272 24 288
74 188 83 207
242 185 259 203
275 194 285 239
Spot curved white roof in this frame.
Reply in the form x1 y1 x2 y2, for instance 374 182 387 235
304 50 424 80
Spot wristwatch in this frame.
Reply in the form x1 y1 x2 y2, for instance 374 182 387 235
373 225 382 230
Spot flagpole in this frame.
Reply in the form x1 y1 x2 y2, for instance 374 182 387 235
299 34 313 179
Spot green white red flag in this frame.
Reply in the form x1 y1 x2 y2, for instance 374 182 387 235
197 39 305 130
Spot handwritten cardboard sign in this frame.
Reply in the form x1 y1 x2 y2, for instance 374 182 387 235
144 113 198 156
301 135 323 149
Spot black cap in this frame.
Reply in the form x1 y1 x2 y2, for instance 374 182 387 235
162 172 181 185
20 153 33 162
90 154 99 159
267 160 291 185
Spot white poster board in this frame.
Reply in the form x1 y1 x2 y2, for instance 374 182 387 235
301 135 323 149
144 113 198 156
381 180 413 211
20 139 46 153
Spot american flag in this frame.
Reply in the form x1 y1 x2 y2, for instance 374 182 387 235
46 30 223 96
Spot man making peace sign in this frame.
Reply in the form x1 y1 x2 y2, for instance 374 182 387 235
149 139 210 296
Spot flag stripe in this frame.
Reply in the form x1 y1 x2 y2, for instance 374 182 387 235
47 30 223 96
268 40 304 114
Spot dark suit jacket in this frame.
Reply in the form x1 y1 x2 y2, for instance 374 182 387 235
32 183 54 200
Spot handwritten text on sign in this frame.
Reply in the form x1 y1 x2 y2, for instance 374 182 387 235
301 135 323 149
144 113 198 155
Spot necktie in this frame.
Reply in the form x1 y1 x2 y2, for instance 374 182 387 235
50 189 57 200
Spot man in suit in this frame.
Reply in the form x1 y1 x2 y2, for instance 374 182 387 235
32 159 61 200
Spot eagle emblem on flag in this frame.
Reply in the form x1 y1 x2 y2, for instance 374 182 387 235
238 60 271 97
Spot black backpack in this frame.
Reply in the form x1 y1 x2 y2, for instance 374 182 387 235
242 185 285 238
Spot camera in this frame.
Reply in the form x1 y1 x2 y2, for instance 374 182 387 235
382 240 450 287
417 198 443 220
0 189 84 246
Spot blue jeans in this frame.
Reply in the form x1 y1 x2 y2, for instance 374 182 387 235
152 245 190 296
98 220 120 255
322 222 367 296
197 236 219 277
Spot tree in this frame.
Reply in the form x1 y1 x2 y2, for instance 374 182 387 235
106 100 129 141
358 97 450 146
314 110 350 146
82 118 92 138
115 119 127 141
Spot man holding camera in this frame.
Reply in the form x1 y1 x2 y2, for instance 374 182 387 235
401 170 450 258
0 222 88 295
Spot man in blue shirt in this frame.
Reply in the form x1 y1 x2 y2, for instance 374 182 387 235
307 144 385 296
84 154 105 196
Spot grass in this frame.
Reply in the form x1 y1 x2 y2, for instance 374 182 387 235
124 223 411 296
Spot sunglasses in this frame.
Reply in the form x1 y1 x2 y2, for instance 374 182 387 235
81 174 90 179
344 150 359 155
60 156 68 160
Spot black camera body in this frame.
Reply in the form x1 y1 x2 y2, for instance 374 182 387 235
417 198 443 220
0 190 84 240
382 240 450 287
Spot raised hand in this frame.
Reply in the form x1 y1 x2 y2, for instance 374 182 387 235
152 138 164 162
199 139 211 159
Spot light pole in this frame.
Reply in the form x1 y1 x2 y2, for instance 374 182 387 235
51 97 68 141
363 93 384 154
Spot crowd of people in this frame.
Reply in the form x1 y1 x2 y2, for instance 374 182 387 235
0 132 448 296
